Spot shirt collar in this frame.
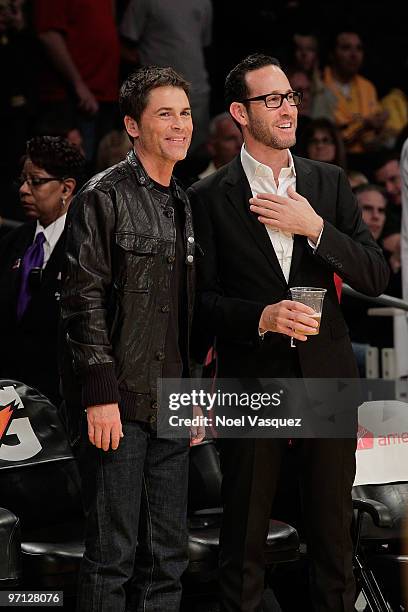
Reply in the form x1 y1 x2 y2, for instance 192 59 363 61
35 213 66 250
241 144 296 182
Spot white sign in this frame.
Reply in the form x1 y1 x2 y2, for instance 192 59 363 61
354 400 408 485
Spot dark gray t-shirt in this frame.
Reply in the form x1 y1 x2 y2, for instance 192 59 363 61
120 0 212 98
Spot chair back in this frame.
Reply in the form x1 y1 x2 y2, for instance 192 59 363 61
0 380 83 537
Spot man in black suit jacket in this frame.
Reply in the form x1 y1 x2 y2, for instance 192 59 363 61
188 55 389 612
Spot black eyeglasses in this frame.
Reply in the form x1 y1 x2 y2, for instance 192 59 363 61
16 176 63 188
241 91 303 109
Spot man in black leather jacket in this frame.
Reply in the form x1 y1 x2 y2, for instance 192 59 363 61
60 66 203 612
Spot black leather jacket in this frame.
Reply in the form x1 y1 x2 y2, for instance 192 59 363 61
60 151 195 444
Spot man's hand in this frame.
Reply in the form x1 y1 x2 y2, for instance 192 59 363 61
259 300 318 341
86 403 123 451
75 80 99 115
190 405 205 446
249 186 323 242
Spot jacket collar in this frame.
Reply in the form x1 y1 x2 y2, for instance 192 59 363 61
222 154 315 287
126 149 186 202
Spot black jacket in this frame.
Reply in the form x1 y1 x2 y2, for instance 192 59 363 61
0 222 64 405
188 155 390 379
60 151 195 444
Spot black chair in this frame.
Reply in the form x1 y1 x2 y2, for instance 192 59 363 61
0 380 84 602
183 440 300 610
352 482 408 612
0 507 20 587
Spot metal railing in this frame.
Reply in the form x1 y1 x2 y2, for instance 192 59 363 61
342 284 408 313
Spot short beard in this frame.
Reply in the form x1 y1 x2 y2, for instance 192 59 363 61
247 114 296 150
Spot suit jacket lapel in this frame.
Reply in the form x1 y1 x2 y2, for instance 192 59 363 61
11 222 36 288
288 156 317 285
224 158 287 286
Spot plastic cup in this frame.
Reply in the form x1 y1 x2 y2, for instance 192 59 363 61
289 287 327 339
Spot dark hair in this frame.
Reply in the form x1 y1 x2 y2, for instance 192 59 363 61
297 118 347 169
372 148 400 174
224 54 281 109
119 65 190 136
354 182 388 202
326 28 364 57
26 136 86 189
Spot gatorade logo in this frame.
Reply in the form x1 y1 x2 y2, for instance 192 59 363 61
0 386 42 462
0 402 17 441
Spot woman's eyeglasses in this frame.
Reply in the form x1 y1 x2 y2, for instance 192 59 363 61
16 176 63 188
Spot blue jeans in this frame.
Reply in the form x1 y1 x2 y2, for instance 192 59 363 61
76 421 189 612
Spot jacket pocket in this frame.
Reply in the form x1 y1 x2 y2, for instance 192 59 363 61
115 233 159 292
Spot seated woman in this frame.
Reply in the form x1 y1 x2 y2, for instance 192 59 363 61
0 136 85 405
297 117 347 169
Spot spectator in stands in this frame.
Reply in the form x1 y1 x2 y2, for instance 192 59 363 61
96 128 132 172
342 184 400 374
377 61 408 149
347 169 369 190
120 0 212 159
284 68 314 148
0 136 85 405
289 32 336 121
324 30 388 156
33 0 120 162
355 183 388 242
298 117 347 168
198 112 243 179
373 150 402 208
372 150 402 272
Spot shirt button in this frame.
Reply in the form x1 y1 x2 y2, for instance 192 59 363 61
139 176 145 184
188 236 194 243
187 255 194 263
149 415 157 424
167 255 175 264
161 305 170 313
155 351 165 361
151 401 158 410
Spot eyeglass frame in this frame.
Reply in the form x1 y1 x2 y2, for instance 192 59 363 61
17 176 66 189
240 90 303 109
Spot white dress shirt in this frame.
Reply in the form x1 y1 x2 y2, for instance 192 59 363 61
34 213 66 268
241 145 297 282
241 145 322 283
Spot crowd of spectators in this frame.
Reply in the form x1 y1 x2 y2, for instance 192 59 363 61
2 0 408 384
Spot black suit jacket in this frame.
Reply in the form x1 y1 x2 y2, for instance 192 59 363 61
188 155 390 378
0 222 64 404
